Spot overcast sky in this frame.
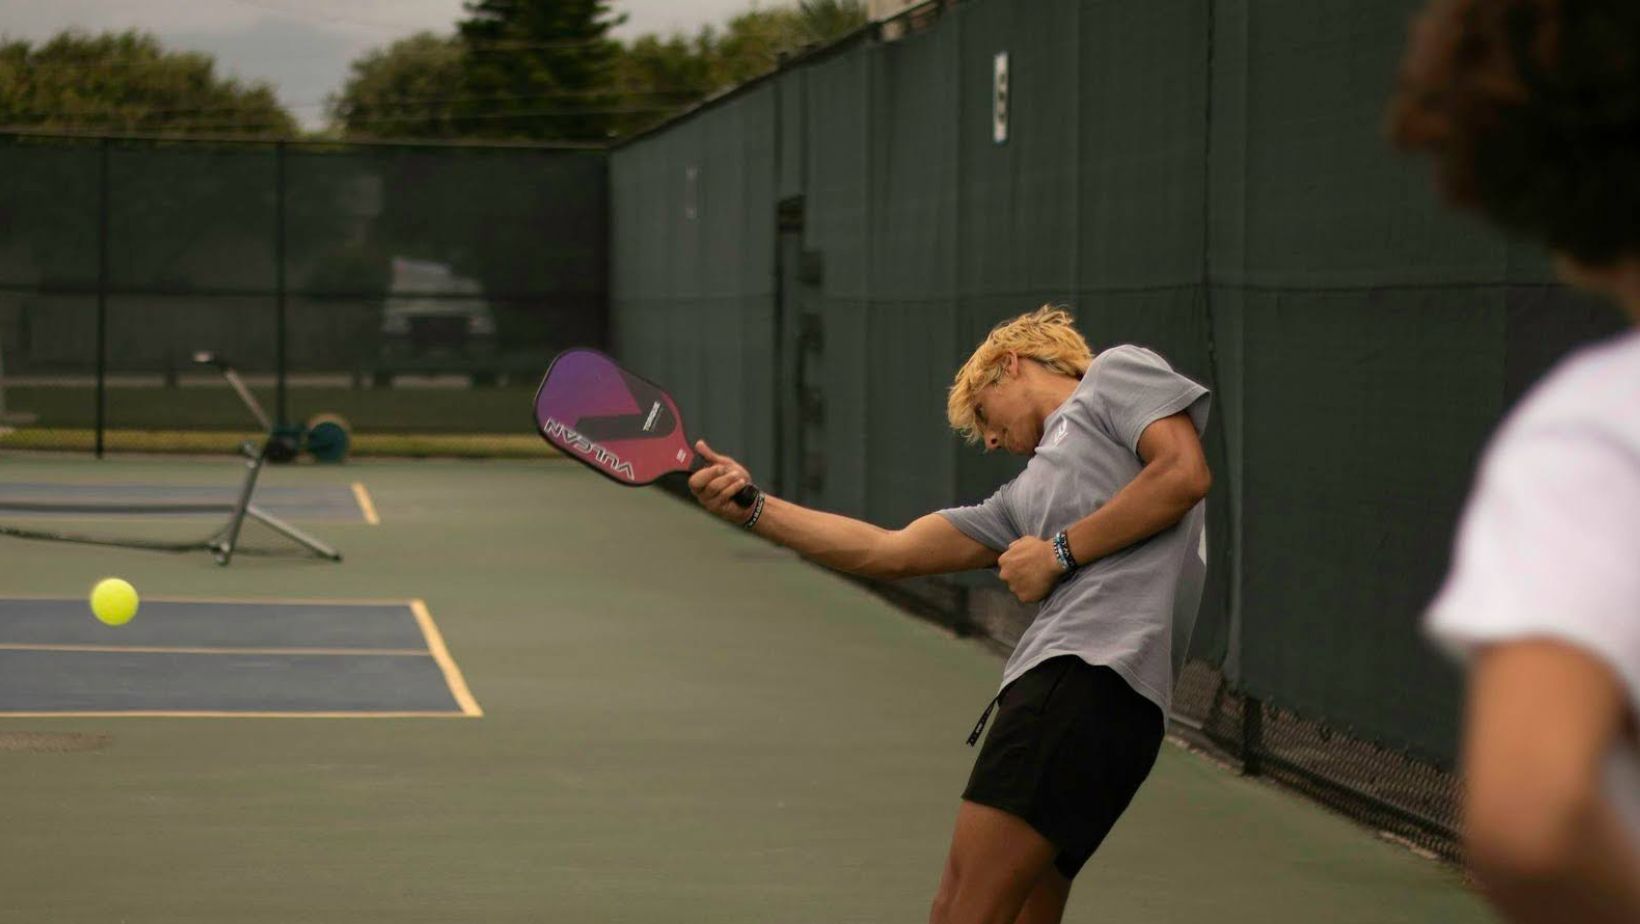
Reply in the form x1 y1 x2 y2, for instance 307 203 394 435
1 0 756 128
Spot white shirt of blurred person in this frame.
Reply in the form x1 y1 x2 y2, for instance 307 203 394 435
1426 323 1640 845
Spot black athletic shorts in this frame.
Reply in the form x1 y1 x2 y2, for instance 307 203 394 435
962 655 1165 880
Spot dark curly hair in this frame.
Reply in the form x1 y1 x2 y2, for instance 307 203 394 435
1388 0 1640 266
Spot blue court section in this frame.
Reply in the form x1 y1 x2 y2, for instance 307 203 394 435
0 650 458 712
0 598 468 715
0 482 365 521
0 599 424 649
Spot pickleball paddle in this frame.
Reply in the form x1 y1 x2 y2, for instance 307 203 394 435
532 348 760 509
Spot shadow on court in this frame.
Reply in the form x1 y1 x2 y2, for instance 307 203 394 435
0 456 1490 923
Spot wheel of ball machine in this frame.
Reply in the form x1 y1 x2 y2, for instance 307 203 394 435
263 424 303 463
303 412 352 463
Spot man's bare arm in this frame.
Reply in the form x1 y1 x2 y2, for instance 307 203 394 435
688 440 997 580
756 502 997 578
1461 639 1640 924
1061 412 1210 564
994 411 1210 603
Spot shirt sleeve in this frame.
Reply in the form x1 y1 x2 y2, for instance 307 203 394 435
936 481 1021 552
1425 423 1640 707
1090 345 1212 453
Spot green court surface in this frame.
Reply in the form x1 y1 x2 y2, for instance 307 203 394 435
0 455 1491 923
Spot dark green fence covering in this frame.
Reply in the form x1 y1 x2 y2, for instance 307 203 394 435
608 0 1627 796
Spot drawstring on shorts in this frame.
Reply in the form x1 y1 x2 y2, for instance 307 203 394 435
966 692 1002 746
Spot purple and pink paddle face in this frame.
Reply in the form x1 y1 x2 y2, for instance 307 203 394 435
533 348 757 507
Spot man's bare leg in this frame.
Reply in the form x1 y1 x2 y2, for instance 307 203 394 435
928 801 1059 924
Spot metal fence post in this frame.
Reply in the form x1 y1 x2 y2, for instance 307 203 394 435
95 137 109 459
1242 694 1264 776
274 140 288 427
771 68 785 499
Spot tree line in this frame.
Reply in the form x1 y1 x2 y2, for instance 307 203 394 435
0 0 866 142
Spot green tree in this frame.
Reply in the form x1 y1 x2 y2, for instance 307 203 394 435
795 0 869 45
327 33 466 139
708 7 805 86
456 0 625 141
322 0 868 142
608 33 720 136
0 30 296 136
708 0 865 85
608 0 867 136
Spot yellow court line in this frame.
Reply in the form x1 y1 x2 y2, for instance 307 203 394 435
0 643 429 657
410 599 483 718
351 481 380 525
0 711 472 719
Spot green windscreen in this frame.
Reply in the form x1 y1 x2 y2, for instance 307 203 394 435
607 0 1629 857
0 135 607 442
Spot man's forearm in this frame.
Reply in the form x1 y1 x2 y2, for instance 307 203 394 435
1476 798 1640 924
749 495 895 577
1063 461 1204 565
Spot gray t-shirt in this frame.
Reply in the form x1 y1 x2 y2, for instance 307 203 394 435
938 345 1211 717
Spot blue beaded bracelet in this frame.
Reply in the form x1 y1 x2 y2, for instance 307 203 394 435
1052 530 1078 572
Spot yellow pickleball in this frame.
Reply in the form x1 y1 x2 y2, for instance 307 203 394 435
89 578 139 627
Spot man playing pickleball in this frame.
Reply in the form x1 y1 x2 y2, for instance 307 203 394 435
690 306 1211 924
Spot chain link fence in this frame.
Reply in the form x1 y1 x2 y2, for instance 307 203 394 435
0 132 607 458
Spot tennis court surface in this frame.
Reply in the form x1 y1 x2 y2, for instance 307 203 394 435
0 456 1490 922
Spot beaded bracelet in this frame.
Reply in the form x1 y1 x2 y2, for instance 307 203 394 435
742 490 766 529
1052 530 1078 572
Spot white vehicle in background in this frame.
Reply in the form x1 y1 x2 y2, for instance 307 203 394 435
377 257 497 383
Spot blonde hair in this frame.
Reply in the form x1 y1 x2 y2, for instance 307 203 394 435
946 305 1093 444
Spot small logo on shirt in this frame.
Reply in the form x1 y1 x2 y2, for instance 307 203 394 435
1051 420 1069 446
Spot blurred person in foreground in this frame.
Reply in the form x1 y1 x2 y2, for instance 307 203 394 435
1390 1 1640 920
